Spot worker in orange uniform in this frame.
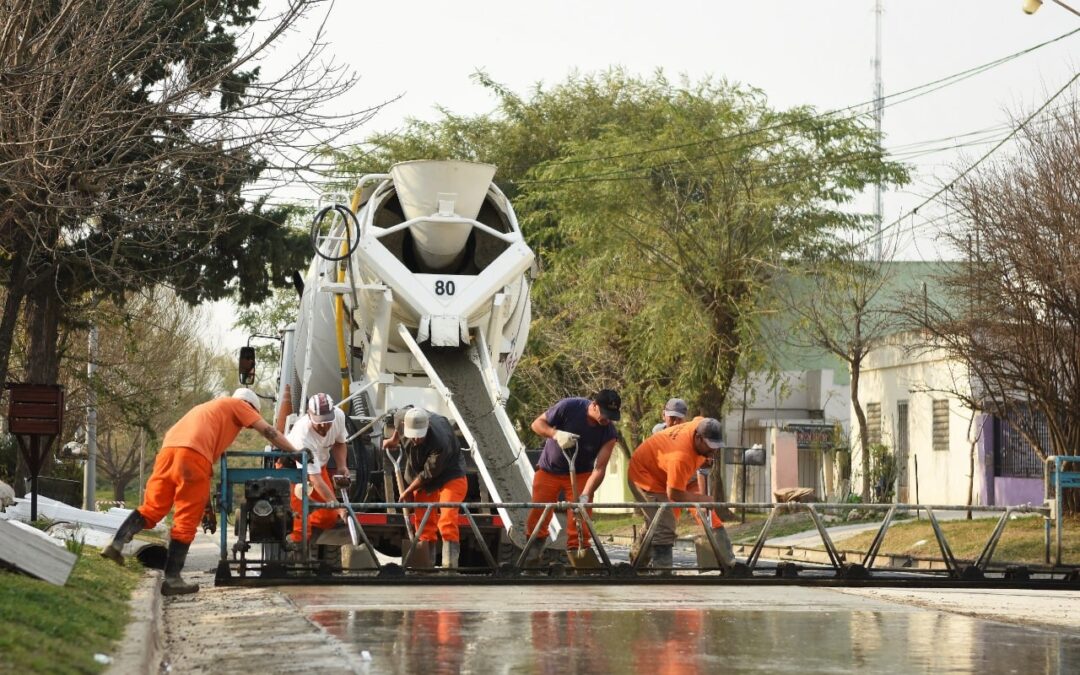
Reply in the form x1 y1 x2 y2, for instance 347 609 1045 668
101 388 303 595
286 392 351 544
628 416 736 571
383 408 468 568
523 390 620 562
649 397 710 525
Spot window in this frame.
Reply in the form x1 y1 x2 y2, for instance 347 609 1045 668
932 399 950 452
896 402 909 460
865 403 881 446
993 407 1045 478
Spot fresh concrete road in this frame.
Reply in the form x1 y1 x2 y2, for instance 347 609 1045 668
284 585 1080 674
159 532 1080 674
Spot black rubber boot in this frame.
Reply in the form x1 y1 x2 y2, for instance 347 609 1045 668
650 544 674 573
161 540 199 596
101 510 146 565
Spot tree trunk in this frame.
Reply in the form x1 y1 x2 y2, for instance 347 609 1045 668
24 279 61 385
850 363 871 501
0 250 29 391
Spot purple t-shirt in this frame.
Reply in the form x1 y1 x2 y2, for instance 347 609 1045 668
537 398 618 475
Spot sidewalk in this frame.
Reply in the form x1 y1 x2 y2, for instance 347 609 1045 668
114 532 364 674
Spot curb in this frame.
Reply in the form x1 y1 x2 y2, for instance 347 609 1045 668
106 570 163 675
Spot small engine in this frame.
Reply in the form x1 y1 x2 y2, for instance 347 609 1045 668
240 478 292 544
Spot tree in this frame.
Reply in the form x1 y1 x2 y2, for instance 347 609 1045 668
905 97 1080 510
332 70 907 437
0 0 369 397
521 75 908 425
77 290 222 500
778 248 901 501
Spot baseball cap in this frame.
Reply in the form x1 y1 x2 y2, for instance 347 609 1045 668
697 418 724 450
663 398 688 418
232 388 261 413
307 393 335 423
593 389 622 421
403 408 430 439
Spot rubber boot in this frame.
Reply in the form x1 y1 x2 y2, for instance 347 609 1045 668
521 537 544 569
101 509 146 565
711 526 737 569
161 540 199 596
649 544 673 573
711 526 750 576
442 540 460 569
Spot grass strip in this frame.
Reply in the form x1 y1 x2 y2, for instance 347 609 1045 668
0 548 142 674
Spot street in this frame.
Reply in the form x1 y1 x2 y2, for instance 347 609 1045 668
156 534 1080 674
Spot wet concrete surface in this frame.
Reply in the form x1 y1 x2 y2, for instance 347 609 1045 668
287 585 1080 674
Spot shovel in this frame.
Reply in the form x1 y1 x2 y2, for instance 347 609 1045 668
386 446 433 567
560 441 601 569
334 474 382 571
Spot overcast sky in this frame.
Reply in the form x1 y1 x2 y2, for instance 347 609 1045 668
213 0 1080 350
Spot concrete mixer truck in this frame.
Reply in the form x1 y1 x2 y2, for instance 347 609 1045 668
254 160 542 568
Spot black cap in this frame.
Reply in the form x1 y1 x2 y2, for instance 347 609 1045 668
593 389 622 421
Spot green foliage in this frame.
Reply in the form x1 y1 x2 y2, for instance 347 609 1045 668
868 443 898 504
333 69 908 437
65 532 86 558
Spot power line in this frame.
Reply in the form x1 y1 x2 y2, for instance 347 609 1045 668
511 26 1080 175
860 70 1080 250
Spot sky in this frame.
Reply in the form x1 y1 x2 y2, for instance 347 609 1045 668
210 0 1080 350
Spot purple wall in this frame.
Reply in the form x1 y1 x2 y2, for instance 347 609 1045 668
992 477 1043 506
979 414 1043 505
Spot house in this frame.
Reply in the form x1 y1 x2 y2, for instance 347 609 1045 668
850 332 1044 507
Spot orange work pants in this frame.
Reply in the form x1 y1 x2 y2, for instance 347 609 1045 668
138 446 211 545
525 468 592 549
411 476 468 543
290 466 342 542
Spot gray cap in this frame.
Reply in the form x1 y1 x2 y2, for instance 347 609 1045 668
403 408 430 439
663 398 688 418
696 418 724 449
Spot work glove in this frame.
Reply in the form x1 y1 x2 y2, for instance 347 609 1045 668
577 493 590 504
553 429 580 450
332 473 353 490
200 503 217 535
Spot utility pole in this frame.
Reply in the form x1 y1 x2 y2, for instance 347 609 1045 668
873 0 885 260
83 326 98 511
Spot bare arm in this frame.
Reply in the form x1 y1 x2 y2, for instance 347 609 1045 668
531 413 556 440
331 441 348 476
309 471 336 503
666 486 706 503
580 439 616 499
251 418 300 453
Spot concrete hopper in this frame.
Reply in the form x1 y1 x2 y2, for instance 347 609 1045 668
390 160 497 271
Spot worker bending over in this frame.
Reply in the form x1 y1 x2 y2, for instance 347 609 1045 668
628 416 736 571
101 389 303 595
524 389 620 561
287 392 351 544
650 397 688 435
384 408 468 568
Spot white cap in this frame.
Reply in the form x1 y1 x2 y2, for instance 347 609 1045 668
232 388 260 413
307 393 335 423
403 409 429 439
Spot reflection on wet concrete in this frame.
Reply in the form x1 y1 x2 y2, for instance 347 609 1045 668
307 604 1080 674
